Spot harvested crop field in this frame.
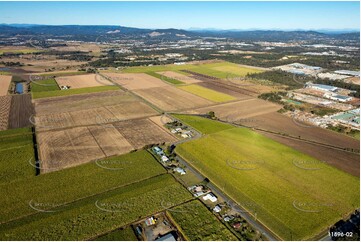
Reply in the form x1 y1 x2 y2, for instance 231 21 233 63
0 96 11 130
37 126 105 172
0 75 11 96
37 117 176 172
87 125 133 156
55 74 113 89
113 118 177 149
178 84 236 102
34 90 158 130
134 86 213 111
103 73 169 90
156 71 201 84
187 98 281 121
8 94 34 129
34 90 128 114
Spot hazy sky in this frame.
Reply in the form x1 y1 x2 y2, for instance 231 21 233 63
0 1 359 30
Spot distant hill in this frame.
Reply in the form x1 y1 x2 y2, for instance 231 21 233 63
0 24 358 42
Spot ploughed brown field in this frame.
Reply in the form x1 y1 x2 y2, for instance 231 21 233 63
33 90 128 114
33 90 158 131
0 75 11 96
134 85 213 111
112 118 177 149
37 126 105 173
103 73 169 90
55 74 113 89
186 98 282 120
8 94 34 129
0 96 11 130
37 117 177 172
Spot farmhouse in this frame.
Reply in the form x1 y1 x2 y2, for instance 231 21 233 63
203 193 218 202
213 205 222 213
174 167 186 175
152 146 164 156
161 155 170 163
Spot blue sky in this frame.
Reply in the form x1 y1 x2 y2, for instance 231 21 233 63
0 1 359 30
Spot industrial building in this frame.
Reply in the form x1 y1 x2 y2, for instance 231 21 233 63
324 93 353 103
334 70 360 77
305 82 338 92
317 72 349 81
273 63 322 76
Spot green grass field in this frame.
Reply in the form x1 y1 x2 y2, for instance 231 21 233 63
211 62 264 77
30 78 60 92
0 49 43 55
167 200 237 241
39 71 86 77
0 174 192 240
95 227 137 241
172 114 234 134
145 71 184 85
175 116 359 240
31 85 119 99
122 61 262 80
0 128 36 184
178 84 236 102
0 150 166 224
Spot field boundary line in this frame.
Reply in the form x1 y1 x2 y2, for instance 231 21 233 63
98 73 164 114
86 126 107 157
